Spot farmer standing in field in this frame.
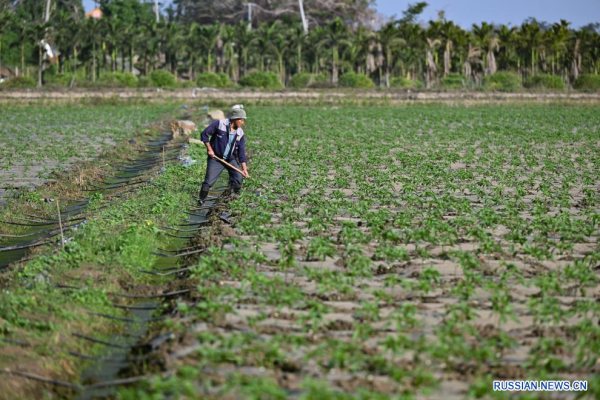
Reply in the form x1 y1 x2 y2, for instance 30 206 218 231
197 105 250 206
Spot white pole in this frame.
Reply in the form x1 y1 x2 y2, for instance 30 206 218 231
298 0 308 33
247 3 252 31
44 0 51 22
155 0 159 22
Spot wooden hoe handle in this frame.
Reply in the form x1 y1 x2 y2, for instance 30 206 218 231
188 138 248 178
214 156 247 177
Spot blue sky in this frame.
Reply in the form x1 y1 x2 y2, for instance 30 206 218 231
82 0 600 29
376 0 600 28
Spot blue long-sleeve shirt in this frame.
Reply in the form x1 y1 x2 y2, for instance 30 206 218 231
200 119 247 163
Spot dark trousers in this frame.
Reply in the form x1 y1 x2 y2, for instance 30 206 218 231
200 157 243 195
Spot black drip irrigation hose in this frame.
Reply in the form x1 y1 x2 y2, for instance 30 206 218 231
155 245 203 253
112 303 161 311
109 288 194 299
0 337 30 347
21 212 64 222
174 221 210 227
10 216 57 224
72 333 136 349
73 331 175 351
151 266 181 272
0 224 67 238
55 283 86 290
0 216 85 227
150 248 206 258
85 180 150 192
84 310 165 324
139 267 194 277
0 221 83 251
0 369 82 390
0 219 60 227
0 239 58 253
99 177 151 186
164 233 196 239
68 351 151 364
159 226 208 233
0 369 159 391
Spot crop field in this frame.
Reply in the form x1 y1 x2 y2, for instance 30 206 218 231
126 105 600 398
0 104 172 206
1 102 600 399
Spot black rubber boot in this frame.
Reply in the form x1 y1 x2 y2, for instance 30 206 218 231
197 188 209 207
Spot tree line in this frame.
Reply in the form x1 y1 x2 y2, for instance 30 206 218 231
0 0 598 89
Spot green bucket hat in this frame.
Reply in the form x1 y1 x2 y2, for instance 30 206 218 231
229 105 247 120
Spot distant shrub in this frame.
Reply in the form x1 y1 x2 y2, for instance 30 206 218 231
150 70 176 88
308 74 333 88
440 73 465 89
573 74 600 92
47 72 74 87
99 72 138 88
178 80 196 88
339 72 374 88
523 74 565 90
483 71 521 92
390 76 423 89
289 73 331 88
196 72 232 88
289 73 312 88
3 76 36 88
137 76 152 88
239 71 283 89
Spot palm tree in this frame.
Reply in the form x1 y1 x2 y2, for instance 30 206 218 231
197 23 220 72
497 25 518 71
569 29 591 82
220 24 237 80
472 22 498 75
547 20 570 76
378 23 405 87
234 21 256 77
463 42 482 82
267 25 288 82
29 20 52 87
519 21 543 77
185 23 200 79
440 20 460 76
255 21 282 72
351 26 372 74
317 17 350 84
140 20 161 74
288 23 307 75
102 17 121 72
396 22 424 80
83 17 100 81
52 11 73 73
0 11 12 76
69 18 83 84
161 19 184 76
307 26 326 75
425 38 441 87
15 21 30 76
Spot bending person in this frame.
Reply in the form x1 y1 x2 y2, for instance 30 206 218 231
198 106 249 206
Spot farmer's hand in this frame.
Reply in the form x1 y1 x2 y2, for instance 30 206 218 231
207 149 215 158
242 168 250 178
